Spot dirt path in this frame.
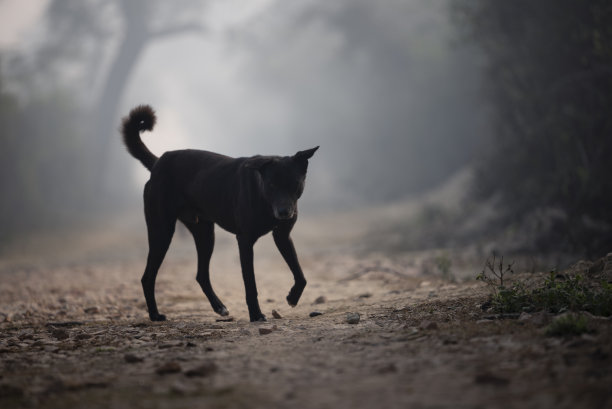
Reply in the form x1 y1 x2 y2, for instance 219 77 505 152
1 219 611 409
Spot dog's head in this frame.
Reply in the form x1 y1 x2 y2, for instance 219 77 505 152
245 146 319 220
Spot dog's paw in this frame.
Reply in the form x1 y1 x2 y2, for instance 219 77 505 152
215 306 229 317
149 313 167 322
287 296 297 308
286 292 300 307
250 315 267 323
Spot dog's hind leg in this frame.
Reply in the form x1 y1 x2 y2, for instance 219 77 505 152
183 221 229 317
273 224 307 307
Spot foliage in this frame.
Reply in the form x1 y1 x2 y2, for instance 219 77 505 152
478 256 612 316
0 66 96 244
435 253 452 279
454 0 612 255
544 313 590 337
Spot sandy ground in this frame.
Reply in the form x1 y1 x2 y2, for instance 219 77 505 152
1 212 611 409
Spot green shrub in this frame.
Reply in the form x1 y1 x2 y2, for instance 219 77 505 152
478 256 612 316
544 314 590 337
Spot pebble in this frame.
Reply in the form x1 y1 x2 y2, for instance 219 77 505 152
272 310 283 319
518 312 531 321
419 320 438 330
474 372 510 386
159 341 183 349
10 313 23 322
346 312 360 324
313 296 326 305
84 306 99 314
184 361 218 377
156 362 182 375
124 353 144 363
50 328 70 340
309 311 323 318
259 325 277 335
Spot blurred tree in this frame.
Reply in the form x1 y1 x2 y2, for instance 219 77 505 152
0 64 90 243
38 0 204 193
454 0 612 255
0 0 206 244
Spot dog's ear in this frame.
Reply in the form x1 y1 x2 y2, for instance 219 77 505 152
293 146 319 162
244 156 273 171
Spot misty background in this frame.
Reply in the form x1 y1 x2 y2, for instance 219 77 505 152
1 0 610 261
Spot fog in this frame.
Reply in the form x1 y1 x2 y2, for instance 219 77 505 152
0 0 490 249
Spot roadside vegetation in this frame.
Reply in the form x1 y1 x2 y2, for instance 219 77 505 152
477 254 612 323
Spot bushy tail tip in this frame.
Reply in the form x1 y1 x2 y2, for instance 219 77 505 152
122 104 156 132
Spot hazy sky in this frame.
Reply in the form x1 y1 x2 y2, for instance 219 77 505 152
1 0 485 212
0 1 49 48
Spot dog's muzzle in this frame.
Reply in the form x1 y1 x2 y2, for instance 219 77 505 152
273 206 295 220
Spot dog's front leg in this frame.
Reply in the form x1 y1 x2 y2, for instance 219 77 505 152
237 235 266 322
273 226 306 307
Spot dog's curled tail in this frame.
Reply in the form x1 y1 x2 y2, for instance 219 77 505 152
121 105 158 171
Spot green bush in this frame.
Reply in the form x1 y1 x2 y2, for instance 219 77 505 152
544 314 590 337
479 256 612 316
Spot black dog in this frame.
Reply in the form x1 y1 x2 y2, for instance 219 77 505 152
121 105 318 322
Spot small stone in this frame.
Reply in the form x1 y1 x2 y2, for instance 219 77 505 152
84 306 99 314
518 312 531 321
272 310 282 319
51 328 69 340
474 372 510 386
309 311 323 318
156 362 182 375
215 317 234 322
259 325 277 335
419 320 438 330
313 296 326 305
358 293 372 299
124 353 144 363
10 313 23 322
159 341 182 349
184 361 218 377
346 312 360 324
